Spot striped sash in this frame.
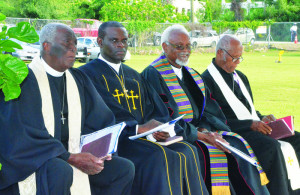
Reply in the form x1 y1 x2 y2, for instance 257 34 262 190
151 54 205 122
151 54 230 194
218 131 269 185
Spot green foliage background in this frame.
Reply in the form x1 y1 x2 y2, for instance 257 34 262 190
0 0 298 22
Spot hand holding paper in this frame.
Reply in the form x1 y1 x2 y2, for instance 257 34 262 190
129 115 184 140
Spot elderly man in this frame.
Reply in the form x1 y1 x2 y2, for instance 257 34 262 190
0 23 134 195
142 24 270 195
202 34 300 195
79 21 208 195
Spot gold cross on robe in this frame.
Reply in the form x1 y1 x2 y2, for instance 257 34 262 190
127 90 139 110
113 89 124 104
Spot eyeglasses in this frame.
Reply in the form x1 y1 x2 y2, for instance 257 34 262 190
166 41 192 51
222 49 243 63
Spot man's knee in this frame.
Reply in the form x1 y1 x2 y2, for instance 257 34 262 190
46 158 73 189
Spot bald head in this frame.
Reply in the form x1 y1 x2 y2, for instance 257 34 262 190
215 35 243 73
40 23 77 72
40 23 75 52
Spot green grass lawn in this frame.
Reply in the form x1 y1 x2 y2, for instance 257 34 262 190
76 49 300 131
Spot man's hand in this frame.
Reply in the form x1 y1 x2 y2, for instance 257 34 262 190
67 153 111 175
197 131 231 153
250 121 272 135
262 114 276 123
153 131 170 141
138 119 163 134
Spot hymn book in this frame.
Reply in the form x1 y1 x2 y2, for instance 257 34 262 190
157 136 183 146
267 116 295 139
80 122 126 158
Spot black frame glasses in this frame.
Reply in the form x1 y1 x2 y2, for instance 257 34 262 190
222 49 243 63
166 41 192 51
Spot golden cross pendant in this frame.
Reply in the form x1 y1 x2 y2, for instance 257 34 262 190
124 88 128 97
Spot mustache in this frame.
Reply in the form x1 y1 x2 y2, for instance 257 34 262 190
178 52 190 57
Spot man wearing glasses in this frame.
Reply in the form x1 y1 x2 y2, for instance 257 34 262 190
142 25 270 195
202 34 300 194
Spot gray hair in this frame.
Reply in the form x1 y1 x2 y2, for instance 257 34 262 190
161 24 189 46
216 34 241 55
39 23 72 51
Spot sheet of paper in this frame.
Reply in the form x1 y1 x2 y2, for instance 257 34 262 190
216 139 259 167
129 115 184 140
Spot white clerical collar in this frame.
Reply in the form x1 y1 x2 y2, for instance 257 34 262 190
41 57 64 77
171 65 183 80
99 54 121 74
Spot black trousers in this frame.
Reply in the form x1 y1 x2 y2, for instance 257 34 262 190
0 156 134 195
238 130 300 195
88 156 135 195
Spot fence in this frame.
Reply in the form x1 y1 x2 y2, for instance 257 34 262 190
3 17 299 46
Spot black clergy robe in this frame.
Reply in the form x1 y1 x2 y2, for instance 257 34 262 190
202 60 300 195
0 67 134 195
142 64 270 195
79 59 209 195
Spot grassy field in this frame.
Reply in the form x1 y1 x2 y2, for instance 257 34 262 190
75 49 300 131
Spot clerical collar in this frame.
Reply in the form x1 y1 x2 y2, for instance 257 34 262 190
41 57 64 77
171 65 183 80
99 54 121 74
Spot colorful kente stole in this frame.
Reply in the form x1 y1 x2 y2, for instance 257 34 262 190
151 54 230 195
218 131 269 185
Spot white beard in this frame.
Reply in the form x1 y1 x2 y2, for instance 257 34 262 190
175 58 189 66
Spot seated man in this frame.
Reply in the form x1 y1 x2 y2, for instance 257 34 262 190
79 21 209 195
0 23 134 195
142 24 269 195
202 34 300 194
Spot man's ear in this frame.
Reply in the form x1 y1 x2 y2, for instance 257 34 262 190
97 37 103 48
42 42 51 53
216 49 223 57
162 42 168 53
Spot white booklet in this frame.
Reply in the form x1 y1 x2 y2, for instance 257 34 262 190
216 139 259 167
79 122 126 158
128 115 184 140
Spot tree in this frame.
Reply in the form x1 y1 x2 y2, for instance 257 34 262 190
99 0 188 23
230 0 244 21
0 0 76 19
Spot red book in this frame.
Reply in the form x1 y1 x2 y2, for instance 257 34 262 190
267 116 295 139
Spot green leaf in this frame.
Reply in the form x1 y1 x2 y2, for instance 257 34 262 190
7 22 39 43
0 163 2 171
0 39 22 53
0 26 8 39
2 80 21 102
0 13 6 21
0 54 28 84
0 54 28 101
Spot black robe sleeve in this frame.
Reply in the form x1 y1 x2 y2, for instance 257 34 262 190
0 70 67 189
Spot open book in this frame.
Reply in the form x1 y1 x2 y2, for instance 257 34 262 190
80 122 126 158
216 139 259 167
267 116 295 139
128 115 184 146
